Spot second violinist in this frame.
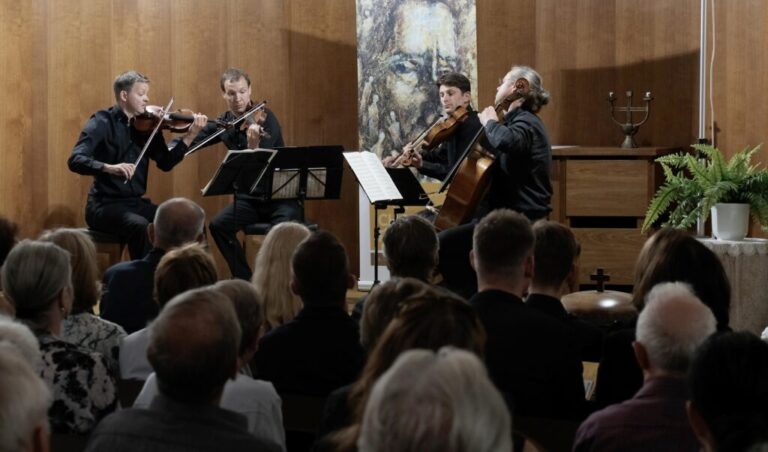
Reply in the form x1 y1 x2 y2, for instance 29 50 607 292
383 72 481 181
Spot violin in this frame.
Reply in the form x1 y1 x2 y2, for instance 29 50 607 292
132 106 225 133
239 107 271 140
394 105 470 167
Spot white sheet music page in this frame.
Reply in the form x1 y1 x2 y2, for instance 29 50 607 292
343 151 403 203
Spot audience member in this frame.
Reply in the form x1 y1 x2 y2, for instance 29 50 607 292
574 282 716 451
324 285 486 452
251 222 311 332
352 215 439 321
359 277 431 352
120 242 217 380
0 215 19 316
0 315 41 367
134 280 285 449
357 347 511 452
100 197 205 333
2 240 116 433
687 331 768 452
39 228 126 371
0 344 52 452
527 220 603 361
254 231 364 395
469 209 586 419
596 228 731 407
85 288 281 452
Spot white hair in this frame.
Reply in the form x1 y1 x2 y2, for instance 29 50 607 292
638 282 717 372
358 347 511 452
0 316 41 369
0 344 51 452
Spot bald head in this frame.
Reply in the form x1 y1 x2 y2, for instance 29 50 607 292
636 282 716 373
148 287 240 404
152 197 205 250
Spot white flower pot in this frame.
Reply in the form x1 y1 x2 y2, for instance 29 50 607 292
711 203 750 241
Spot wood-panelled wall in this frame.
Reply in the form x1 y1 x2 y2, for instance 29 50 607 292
2 0 767 277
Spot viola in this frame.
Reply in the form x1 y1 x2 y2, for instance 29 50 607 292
132 106 225 133
394 105 470 167
239 107 271 139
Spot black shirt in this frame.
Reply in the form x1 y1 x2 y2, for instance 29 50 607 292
68 106 188 199
189 107 284 197
420 110 482 181
484 108 553 216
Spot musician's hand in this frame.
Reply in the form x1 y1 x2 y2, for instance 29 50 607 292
188 113 207 136
382 153 398 167
410 150 423 168
478 106 497 126
103 163 136 180
246 124 262 149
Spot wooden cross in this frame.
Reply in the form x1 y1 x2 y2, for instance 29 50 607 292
590 267 610 292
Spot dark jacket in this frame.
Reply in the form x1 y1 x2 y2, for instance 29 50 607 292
526 293 604 362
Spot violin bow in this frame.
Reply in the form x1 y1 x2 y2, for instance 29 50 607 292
124 97 174 184
184 100 268 157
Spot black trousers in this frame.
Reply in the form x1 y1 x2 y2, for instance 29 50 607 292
437 209 548 299
209 198 302 280
85 196 157 260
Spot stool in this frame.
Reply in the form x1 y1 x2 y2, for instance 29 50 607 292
81 228 126 274
243 222 318 266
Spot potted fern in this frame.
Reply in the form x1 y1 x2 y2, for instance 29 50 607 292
642 143 768 240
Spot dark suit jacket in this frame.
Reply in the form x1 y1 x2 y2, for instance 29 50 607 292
526 293 604 362
470 289 587 420
99 248 164 334
254 305 364 396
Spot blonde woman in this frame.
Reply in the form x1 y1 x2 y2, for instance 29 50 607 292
251 222 311 332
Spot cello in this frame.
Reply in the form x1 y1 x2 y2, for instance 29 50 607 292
433 78 530 231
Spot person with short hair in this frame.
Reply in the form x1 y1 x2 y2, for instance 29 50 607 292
687 331 768 452
2 240 117 434
469 209 586 419
133 280 286 449
68 71 208 260
85 288 281 452
119 242 218 380
254 231 364 396
0 344 52 452
39 228 126 371
100 197 206 333
527 220 603 361
188 68 301 280
574 282 716 451
251 222 311 332
358 347 510 452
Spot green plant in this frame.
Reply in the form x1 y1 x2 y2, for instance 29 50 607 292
641 143 768 232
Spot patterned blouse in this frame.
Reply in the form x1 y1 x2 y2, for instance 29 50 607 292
37 333 118 434
61 312 126 373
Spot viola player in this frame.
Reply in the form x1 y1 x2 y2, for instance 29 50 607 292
186 68 301 280
68 70 207 259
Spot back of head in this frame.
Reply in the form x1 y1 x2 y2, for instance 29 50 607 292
360 277 432 352
435 72 471 93
472 209 533 280
0 344 51 452
154 242 218 309
38 228 99 314
531 220 580 288
213 279 263 356
358 347 510 452
153 197 205 250
252 222 311 329
0 215 18 270
0 316 41 369
507 65 549 113
382 215 438 281
148 287 241 404
633 228 730 330
689 331 768 452
636 282 716 373
291 231 349 306
1 240 72 332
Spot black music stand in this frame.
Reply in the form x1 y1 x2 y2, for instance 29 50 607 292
253 145 345 222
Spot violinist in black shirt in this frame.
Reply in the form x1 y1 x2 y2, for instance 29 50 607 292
188 68 301 280
68 70 207 260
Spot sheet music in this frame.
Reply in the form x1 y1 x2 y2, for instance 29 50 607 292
343 151 403 203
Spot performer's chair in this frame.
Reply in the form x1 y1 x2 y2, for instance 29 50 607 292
82 228 126 275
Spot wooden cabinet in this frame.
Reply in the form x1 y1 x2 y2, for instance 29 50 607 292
551 147 678 286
